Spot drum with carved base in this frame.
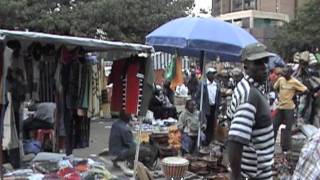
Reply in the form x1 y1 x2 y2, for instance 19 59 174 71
161 156 189 180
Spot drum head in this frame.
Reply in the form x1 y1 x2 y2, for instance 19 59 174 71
161 157 189 166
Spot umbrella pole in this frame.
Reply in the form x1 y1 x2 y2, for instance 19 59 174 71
133 116 142 179
197 51 206 149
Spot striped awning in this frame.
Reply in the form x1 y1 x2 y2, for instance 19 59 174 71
152 52 190 70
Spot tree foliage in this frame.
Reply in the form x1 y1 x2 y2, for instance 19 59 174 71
272 0 320 60
0 0 194 43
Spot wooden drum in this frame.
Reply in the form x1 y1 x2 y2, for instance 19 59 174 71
161 157 189 180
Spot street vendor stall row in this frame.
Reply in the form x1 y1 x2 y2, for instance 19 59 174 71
0 30 155 177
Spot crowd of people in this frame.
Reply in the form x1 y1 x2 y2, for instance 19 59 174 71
108 43 320 179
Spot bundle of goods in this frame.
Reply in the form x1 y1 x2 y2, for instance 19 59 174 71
3 152 115 179
190 161 208 176
183 143 227 177
168 125 182 151
150 133 169 146
154 126 182 158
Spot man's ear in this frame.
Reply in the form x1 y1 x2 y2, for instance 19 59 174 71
243 62 247 70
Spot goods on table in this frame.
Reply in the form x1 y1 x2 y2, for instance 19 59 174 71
161 156 189 179
168 125 181 151
201 156 218 169
190 161 208 174
183 143 228 177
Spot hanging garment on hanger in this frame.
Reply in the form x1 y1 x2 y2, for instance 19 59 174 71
0 47 13 105
39 55 57 102
2 92 19 150
108 59 126 115
122 57 147 115
77 60 91 110
122 59 141 114
88 61 100 118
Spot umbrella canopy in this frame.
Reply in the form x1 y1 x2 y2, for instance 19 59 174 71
146 17 258 61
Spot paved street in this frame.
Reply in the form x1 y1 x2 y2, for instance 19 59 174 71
73 119 113 158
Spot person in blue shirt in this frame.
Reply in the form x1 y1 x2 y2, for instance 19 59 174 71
109 111 136 167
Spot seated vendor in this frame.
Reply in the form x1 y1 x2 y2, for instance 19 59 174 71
109 111 159 173
109 111 136 168
177 99 205 154
149 85 177 120
23 102 56 139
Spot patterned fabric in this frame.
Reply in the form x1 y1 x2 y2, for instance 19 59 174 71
227 74 266 120
292 130 320 180
227 75 274 179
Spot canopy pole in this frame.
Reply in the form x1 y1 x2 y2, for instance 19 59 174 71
197 51 206 149
133 115 142 179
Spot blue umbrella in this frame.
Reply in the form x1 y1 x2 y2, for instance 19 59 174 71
145 17 258 150
146 17 258 61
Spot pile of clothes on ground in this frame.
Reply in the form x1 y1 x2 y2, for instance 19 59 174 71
3 152 115 180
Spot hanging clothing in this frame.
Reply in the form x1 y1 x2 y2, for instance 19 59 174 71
88 61 100 117
0 47 13 105
39 55 57 102
3 93 19 150
122 59 143 114
170 56 184 91
108 59 126 114
77 60 90 110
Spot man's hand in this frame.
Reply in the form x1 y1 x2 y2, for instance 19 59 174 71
228 140 243 180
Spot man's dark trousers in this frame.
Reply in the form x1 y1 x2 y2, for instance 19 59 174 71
273 109 295 151
205 105 216 146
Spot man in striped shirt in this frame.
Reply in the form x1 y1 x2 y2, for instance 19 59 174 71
227 43 274 180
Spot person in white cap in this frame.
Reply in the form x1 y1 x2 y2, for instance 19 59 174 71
227 43 274 180
194 67 220 146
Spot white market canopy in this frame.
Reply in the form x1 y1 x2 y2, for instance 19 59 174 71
0 29 154 55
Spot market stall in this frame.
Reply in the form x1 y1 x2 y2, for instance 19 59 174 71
0 30 154 178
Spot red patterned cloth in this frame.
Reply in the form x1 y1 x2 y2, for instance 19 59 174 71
108 59 126 114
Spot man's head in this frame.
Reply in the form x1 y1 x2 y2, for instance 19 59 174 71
242 43 271 83
185 99 196 113
163 80 171 89
119 111 131 123
7 40 21 57
206 67 216 82
282 66 294 80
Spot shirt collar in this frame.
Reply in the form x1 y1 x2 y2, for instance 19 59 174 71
206 79 216 85
244 74 267 95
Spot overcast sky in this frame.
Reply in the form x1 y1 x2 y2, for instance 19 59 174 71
193 0 212 16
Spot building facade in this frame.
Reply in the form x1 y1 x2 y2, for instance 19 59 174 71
212 0 309 46
212 0 307 19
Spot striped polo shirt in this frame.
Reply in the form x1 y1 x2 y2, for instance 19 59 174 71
227 75 274 179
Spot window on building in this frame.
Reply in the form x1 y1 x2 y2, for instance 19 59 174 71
254 18 284 28
232 0 243 11
212 0 221 16
244 0 256 10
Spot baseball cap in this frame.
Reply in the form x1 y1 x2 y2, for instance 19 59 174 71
241 43 272 61
206 67 217 74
